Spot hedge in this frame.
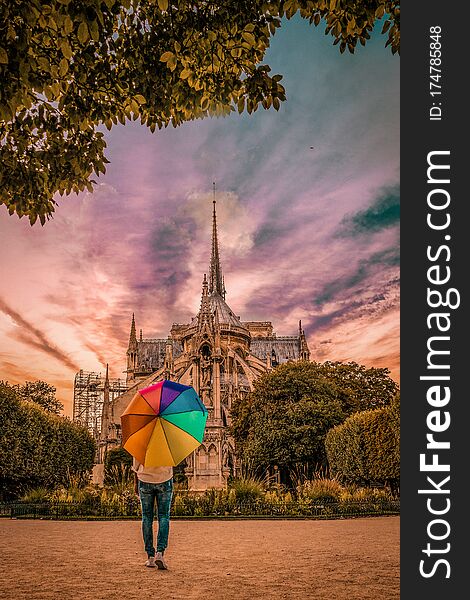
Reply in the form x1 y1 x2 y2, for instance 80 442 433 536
325 395 399 487
0 382 96 500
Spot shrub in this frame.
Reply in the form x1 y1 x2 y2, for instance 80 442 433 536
104 446 133 487
229 477 265 503
325 394 400 490
325 412 371 483
21 487 51 503
350 487 392 501
296 478 345 502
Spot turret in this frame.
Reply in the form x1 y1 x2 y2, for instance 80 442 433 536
299 320 311 361
126 313 138 383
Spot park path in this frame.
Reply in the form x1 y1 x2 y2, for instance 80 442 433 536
0 516 399 600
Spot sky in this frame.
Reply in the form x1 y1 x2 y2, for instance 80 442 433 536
0 17 400 416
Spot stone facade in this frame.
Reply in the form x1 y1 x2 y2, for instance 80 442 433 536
104 197 310 490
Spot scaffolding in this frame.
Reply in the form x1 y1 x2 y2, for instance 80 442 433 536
73 370 127 440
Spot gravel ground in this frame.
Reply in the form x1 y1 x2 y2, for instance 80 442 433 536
0 516 399 600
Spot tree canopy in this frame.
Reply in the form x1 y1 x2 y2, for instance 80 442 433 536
230 360 398 482
0 0 400 224
15 380 64 414
308 360 399 413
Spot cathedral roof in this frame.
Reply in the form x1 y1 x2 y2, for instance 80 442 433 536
189 291 248 331
210 292 245 328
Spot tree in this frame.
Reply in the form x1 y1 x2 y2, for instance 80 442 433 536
15 380 64 414
230 360 398 483
0 0 400 224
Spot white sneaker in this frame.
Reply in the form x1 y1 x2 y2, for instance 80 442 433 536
155 551 168 570
145 556 156 568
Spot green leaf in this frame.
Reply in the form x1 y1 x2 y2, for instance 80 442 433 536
60 40 73 59
78 22 89 44
59 58 69 77
64 16 74 34
38 57 50 72
89 20 100 42
375 5 386 19
242 32 255 45
0 48 8 64
160 51 174 62
382 20 391 34
47 83 58 97
167 55 177 71
134 94 146 105
158 0 169 10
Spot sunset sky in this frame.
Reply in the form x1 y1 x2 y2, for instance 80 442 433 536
0 17 399 416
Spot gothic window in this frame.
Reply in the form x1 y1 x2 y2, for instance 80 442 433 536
208 444 218 469
197 446 208 469
271 349 278 367
200 343 211 359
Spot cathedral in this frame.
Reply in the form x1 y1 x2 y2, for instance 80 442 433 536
102 196 310 490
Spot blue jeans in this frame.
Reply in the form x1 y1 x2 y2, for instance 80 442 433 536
138 478 173 557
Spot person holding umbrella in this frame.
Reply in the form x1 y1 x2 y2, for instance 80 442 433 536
132 458 173 569
121 380 208 569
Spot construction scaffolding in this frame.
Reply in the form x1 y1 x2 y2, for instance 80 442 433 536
73 370 127 440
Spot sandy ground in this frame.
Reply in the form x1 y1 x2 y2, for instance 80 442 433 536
0 517 399 600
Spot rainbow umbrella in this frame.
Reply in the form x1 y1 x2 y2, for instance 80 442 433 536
120 380 207 467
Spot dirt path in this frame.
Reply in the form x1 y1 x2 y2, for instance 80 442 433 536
0 517 399 600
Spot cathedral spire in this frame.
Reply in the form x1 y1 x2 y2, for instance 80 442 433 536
209 182 225 298
128 313 137 348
